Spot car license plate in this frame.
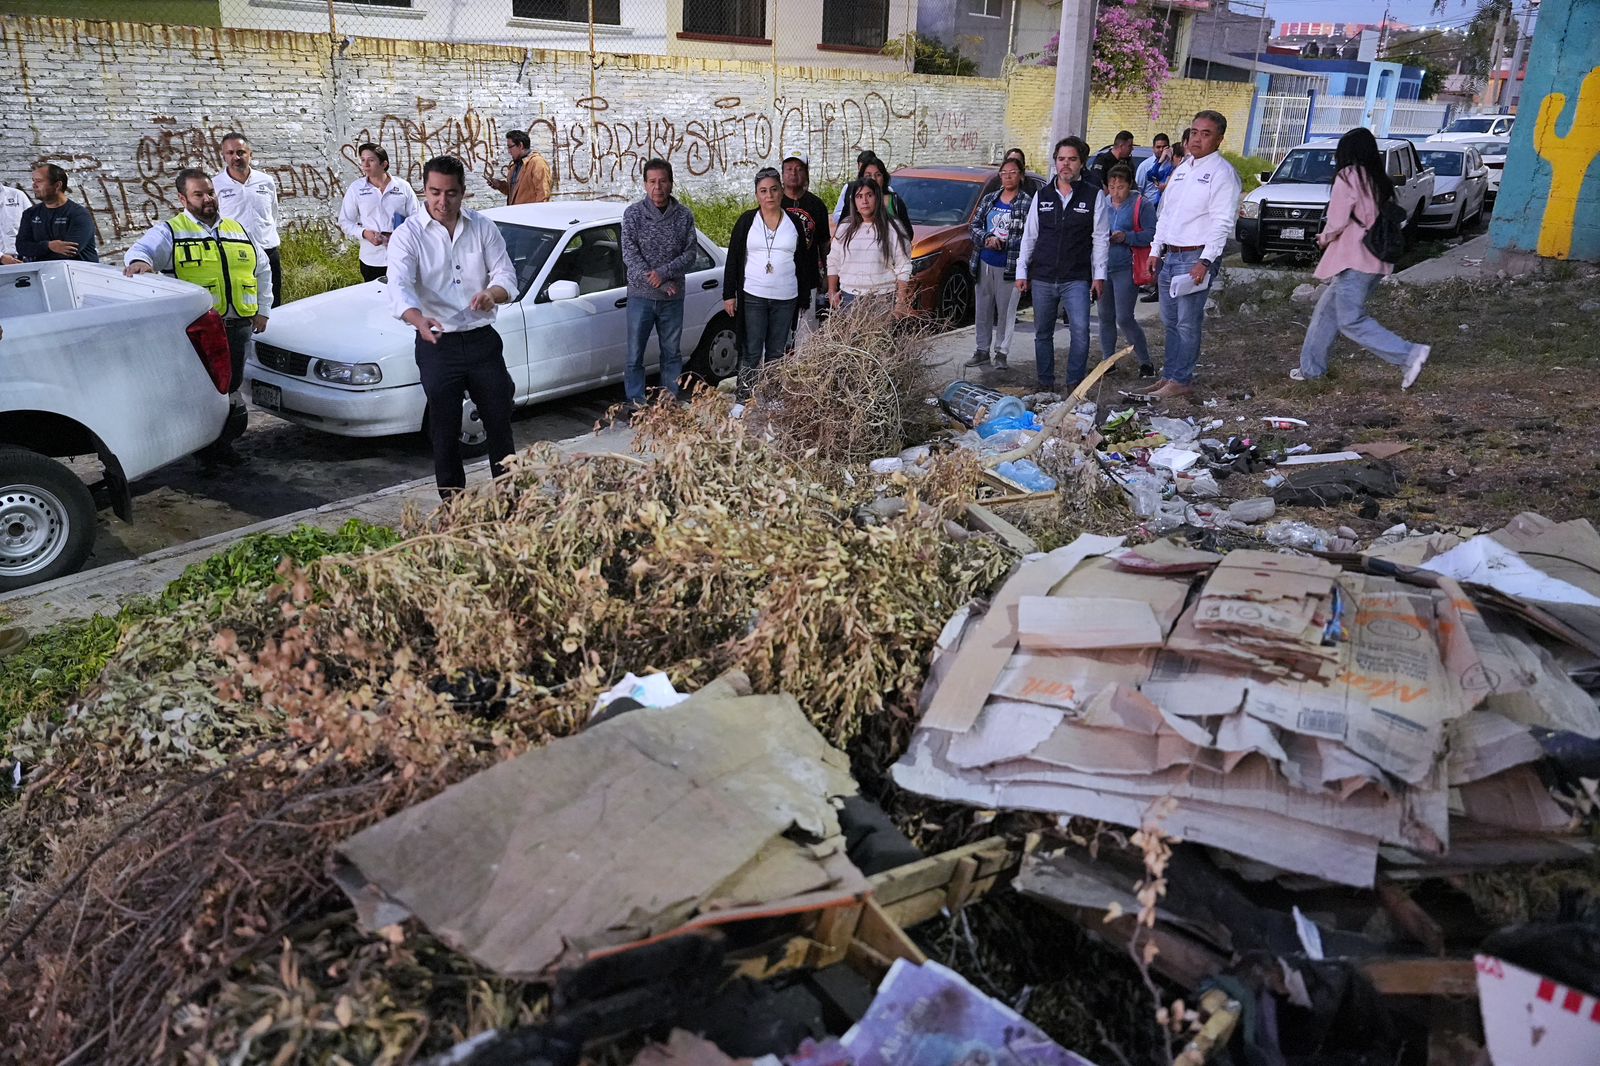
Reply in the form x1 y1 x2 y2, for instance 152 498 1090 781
1280 226 1306 241
252 381 282 411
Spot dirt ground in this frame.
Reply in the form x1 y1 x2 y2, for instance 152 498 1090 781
968 257 1599 539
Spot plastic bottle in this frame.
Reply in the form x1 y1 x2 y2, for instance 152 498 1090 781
996 460 1058 493
976 410 1040 438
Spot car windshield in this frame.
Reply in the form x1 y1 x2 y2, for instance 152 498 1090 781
1444 118 1496 133
1271 148 1339 184
892 177 984 227
1419 150 1463 176
495 222 563 299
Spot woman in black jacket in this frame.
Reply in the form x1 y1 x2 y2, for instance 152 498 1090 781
723 166 816 399
831 156 912 241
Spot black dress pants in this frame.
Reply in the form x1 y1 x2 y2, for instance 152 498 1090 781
415 326 515 492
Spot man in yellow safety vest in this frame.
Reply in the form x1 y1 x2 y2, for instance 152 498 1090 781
126 167 272 469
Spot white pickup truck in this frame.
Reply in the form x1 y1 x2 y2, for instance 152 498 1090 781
1235 137 1436 263
0 262 235 590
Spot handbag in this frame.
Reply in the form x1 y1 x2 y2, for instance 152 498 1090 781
1130 198 1155 287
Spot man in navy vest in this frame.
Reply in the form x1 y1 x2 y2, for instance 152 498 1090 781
1015 136 1109 392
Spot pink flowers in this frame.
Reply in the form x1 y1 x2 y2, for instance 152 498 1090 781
1038 0 1172 118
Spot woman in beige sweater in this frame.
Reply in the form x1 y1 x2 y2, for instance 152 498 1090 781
827 180 912 314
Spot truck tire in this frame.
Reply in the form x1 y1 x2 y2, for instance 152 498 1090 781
0 449 98 591
1239 238 1264 264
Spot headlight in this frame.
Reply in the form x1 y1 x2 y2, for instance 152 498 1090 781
314 359 383 385
1238 200 1261 219
911 253 940 275
1430 191 1457 204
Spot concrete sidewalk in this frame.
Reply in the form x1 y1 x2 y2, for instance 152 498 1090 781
0 427 635 633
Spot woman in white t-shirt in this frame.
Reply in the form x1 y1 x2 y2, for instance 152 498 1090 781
722 167 816 397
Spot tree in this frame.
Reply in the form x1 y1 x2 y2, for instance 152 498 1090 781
880 32 978 77
1033 1 1173 117
1390 51 1450 99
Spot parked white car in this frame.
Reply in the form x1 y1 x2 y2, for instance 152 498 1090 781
0 262 233 589
1235 138 1435 263
1433 113 1515 142
1461 139 1509 202
246 202 738 450
1416 142 1491 233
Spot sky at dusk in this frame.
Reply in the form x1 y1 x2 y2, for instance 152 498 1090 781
1264 0 1486 33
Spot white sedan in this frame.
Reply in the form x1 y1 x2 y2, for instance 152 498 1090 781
246 202 739 449
1417 142 1490 234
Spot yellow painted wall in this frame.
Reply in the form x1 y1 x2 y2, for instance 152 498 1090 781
1004 71 1258 164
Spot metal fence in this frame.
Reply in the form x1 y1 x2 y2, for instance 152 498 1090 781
1253 94 1311 163
1253 91 1453 161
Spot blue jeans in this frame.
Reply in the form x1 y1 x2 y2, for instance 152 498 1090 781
1030 279 1090 389
625 296 684 404
1156 249 1215 385
1298 269 1414 378
738 292 797 396
1098 265 1151 368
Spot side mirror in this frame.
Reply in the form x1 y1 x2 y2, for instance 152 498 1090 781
1259 171 1273 184
547 280 580 301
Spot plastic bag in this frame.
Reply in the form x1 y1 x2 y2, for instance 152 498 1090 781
1264 519 1331 552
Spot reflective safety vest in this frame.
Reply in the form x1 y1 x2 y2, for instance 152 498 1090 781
165 214 259 318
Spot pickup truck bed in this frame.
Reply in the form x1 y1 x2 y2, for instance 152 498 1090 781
0 262 231 589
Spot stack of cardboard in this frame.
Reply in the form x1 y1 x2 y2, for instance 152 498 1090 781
895 526 1600 888
1168 550 1344 682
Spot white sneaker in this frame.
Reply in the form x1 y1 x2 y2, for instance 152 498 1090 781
1289 368 1307 381
1401 344 1431 389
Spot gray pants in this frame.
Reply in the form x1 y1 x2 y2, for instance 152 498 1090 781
973 260 1020 358
1298 269 1413 378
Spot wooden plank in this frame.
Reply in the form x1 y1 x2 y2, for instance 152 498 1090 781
866 837 1016 907
854 897 928 968
804 902 863 969
944 856 980 911
880 873 1006 930
1360 958 1479 998
964 503 1038 555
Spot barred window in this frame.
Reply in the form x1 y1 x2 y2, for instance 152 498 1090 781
514 0 622 23
683 0 766 40
822 0 889 48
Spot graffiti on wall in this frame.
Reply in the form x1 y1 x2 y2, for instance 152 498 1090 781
45 117 342 245
524 90 922 188
1533 65 1600 259
340 97 501 187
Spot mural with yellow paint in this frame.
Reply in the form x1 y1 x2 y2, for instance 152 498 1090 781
1488 0 1600 264
1533 65 1600 259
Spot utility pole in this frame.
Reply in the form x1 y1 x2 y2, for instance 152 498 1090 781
1049 0 1096 143
1484 4 1508 108
1504 1 1537 111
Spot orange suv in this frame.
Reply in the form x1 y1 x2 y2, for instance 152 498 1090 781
891 165 1047 325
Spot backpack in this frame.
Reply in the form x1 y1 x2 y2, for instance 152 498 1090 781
1362 195 1408 264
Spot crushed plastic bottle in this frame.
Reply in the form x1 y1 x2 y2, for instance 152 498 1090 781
977 410 1042 438
1264 519 1331 552
996 459 1058 493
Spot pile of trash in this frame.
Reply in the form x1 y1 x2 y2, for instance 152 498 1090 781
896 516 1600 886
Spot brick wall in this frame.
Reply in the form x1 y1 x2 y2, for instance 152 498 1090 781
0 17 1010 256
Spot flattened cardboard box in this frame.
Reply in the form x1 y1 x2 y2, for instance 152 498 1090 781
333 692 864 978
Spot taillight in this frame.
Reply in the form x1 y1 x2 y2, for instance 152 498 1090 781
186 311 232 394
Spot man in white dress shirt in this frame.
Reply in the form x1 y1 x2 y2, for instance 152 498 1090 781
386 155 519 496
1142 111 1243 399
213 132 283 309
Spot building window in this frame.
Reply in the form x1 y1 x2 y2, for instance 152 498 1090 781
682 0 765 39
345 0 413 7
514 0 622 22
968 0 1004 16
822 0 888 47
